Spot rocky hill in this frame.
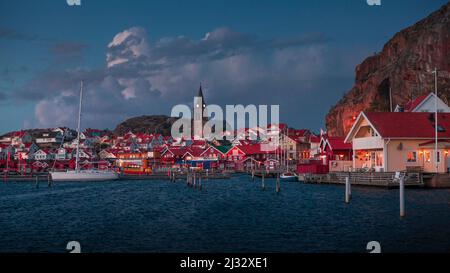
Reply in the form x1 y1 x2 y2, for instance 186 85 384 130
113 115 178 136
326 2 450 137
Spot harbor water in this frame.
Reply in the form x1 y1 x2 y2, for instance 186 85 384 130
0 175 449 253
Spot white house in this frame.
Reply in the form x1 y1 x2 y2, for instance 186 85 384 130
345 111 450 173
31 149 54 161
35 131 63 144
395 92 450 113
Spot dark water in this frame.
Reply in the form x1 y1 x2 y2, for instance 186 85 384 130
0 175 449 253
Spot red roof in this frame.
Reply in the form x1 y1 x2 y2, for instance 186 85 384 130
186 146 205 157
164 147 187 156
364 112 450 138
403 94 428 112
309 135 320 143
13 130 27 138
234 144 265 155
327 137 352 150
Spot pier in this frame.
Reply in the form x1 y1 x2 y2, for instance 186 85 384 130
299 172 424 188
2 173 50 183
119 171 231 181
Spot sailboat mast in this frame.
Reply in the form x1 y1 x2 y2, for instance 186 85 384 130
286 127 289 171
75 80 83 172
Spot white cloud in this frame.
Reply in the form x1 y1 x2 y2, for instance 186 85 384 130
17 26 344 130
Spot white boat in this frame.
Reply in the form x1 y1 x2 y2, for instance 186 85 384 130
50 81 118 182
280 172 297 182
50 170 118 182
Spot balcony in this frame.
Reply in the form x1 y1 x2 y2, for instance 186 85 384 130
352 136 384 150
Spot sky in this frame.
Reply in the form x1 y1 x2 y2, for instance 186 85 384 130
0 0 448 134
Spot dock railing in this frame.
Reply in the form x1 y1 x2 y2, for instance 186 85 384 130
330 171 424 187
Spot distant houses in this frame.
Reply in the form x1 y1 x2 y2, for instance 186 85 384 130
0 121 327 175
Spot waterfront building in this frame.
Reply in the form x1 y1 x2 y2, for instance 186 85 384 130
394 92 450 113
345 111 450 173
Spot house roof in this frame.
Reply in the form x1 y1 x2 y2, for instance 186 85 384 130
230 144 265 155
309 135 321 143
187 146 205 157
212 145 231 154
326 137 352 150
403 94 429 112
348 112 450 140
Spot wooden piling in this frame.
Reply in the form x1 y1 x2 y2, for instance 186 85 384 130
345 176 350 204
348 176 352 200
35 175 39 188
400 176 405 217
261 172 265 190
276 174 280 193
48 174 52 187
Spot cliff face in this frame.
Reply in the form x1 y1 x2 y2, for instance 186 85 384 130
326 3 450 137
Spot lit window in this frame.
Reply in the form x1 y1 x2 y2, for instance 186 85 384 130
425 151 431 163
407 151 417 163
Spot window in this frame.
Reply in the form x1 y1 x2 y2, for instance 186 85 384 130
437 151 441 163
376 153 383 167
425 151 431 163
407 151 417 163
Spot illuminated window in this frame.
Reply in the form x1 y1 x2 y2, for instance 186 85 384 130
407 151 417 163
425 151 431 163
376 153 383 167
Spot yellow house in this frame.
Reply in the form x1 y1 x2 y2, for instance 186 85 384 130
345 112 450 173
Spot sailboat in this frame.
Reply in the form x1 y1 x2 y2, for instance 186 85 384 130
50 81 119 182
279 127 298 182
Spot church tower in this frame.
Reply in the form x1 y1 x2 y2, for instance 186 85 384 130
193 84 207 140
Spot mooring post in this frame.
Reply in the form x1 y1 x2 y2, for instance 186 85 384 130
199 175 202 190
400 175 405 217
348 175 352 200
345 176 350 204
262 172 265 190
35 175 39 188
48 174 52 187
193 172 196 188
252 170 255 181
276 174 280 193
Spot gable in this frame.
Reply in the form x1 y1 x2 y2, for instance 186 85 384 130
414 94 450 113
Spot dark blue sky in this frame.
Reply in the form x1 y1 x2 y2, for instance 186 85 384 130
0 0 448 133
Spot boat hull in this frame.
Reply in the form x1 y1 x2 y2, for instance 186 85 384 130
280 175 298 182
50 170 119 182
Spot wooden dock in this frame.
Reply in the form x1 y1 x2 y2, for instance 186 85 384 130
119 171 231 181
2 174 50 182
299 172 424 188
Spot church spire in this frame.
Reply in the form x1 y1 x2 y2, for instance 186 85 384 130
198 83 205 105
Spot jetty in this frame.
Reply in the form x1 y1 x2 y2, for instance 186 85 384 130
2 173 50 182
119 171 231 181
298 172 424 188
